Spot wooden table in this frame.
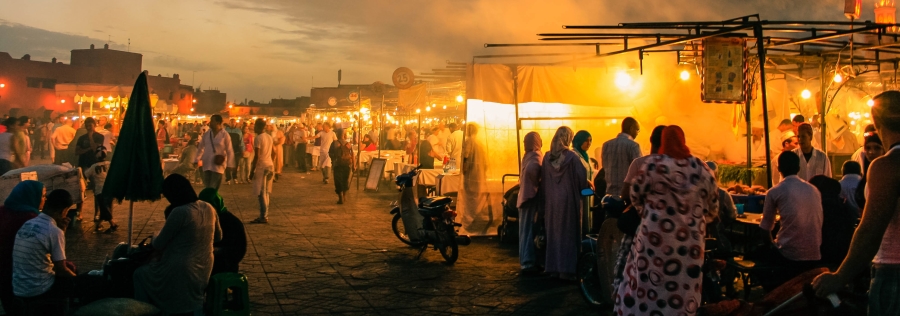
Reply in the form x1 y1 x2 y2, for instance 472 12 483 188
727 213 773 255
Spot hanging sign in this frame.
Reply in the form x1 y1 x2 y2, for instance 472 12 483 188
392 67 415 89
348 91 360 102
701 37 747 104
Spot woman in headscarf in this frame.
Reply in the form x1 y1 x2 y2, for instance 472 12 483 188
572 130 594 233
809 175 857 267
0 181 44 314
541 126 590 280
615 126 718 316
517 132 544 274
199 188 247 277
855 132 885 209
134 174 222 315
572 130 593 182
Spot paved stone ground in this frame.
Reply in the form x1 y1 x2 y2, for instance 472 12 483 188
3 159 604 315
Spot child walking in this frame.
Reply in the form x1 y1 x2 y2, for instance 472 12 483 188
85 145 117 233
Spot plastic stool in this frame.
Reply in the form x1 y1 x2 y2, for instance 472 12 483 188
208 273 250 316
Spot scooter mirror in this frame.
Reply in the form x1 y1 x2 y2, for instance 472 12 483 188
580 188 594 197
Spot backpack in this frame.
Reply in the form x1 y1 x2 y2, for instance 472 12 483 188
331 140 353 166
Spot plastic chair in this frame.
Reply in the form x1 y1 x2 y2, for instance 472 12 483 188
207 273 250 316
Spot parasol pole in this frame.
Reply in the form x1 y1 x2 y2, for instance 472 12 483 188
128 201 134 246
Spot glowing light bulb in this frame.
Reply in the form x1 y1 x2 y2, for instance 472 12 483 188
98 97 104 102
442 105 447 109
868 99 875 107
833 73 843 83
416 108 421 114
60 99 65 103
801 89 812 99
456 95 464 103
614 72 632 90
680 70 690 81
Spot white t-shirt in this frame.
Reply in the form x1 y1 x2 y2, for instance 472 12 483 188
84 161 110 194
12 213 66 297
318 131 336 153
254 133 274 169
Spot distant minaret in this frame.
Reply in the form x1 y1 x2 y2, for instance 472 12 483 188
876 0 897 32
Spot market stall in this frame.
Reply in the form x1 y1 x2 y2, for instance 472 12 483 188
456 14 900 237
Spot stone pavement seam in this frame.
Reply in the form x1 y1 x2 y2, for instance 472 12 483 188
222 187 288 315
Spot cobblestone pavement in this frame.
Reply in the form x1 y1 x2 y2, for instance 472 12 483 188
12 163 602 315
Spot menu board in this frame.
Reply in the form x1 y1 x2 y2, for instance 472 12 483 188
702 38 746 104
365 158 387 191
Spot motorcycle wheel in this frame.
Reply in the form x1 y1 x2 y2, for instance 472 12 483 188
578 252 605 307
438 226 459 264
392 213 419 246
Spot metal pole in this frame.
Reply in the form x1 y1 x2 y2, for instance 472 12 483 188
356 91 362 191
820 59 828 155
755 24 774 188
379 94 384 157
745 96 752 185
513 66 522 169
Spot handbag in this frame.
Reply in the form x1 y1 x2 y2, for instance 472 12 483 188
210 132 226 166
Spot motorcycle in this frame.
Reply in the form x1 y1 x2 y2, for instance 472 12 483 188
390 167 471 264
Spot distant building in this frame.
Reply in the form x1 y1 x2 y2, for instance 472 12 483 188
0 44 195 119
228 97 310 117
194 88 227 114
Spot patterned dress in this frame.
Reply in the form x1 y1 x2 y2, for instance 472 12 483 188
615 155 718 316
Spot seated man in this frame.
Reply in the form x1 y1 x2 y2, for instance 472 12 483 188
755 151 824 290
12 190 76 308
840 160 862 216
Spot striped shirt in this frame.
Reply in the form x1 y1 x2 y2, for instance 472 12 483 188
601 133 642 196
12 213 66 297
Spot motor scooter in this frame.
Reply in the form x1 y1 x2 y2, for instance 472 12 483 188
389 167 470 263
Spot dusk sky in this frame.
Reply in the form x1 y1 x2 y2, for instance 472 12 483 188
0 0 858 102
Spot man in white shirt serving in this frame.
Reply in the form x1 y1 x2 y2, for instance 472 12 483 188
774 123 831 183
12 190 76 308
446 123 464 167
194 115 235 190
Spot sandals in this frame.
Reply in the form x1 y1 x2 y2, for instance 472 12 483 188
250 218 268 224
104 224 119 234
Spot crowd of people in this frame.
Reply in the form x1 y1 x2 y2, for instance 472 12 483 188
1 88 899 314
513 90 900 315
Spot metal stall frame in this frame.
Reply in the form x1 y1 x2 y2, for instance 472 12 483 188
476 14 900 188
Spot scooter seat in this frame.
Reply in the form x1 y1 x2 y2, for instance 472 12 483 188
418 196 452 217
420 196 452 209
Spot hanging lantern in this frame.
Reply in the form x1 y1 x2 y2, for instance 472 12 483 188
845 0 862 19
